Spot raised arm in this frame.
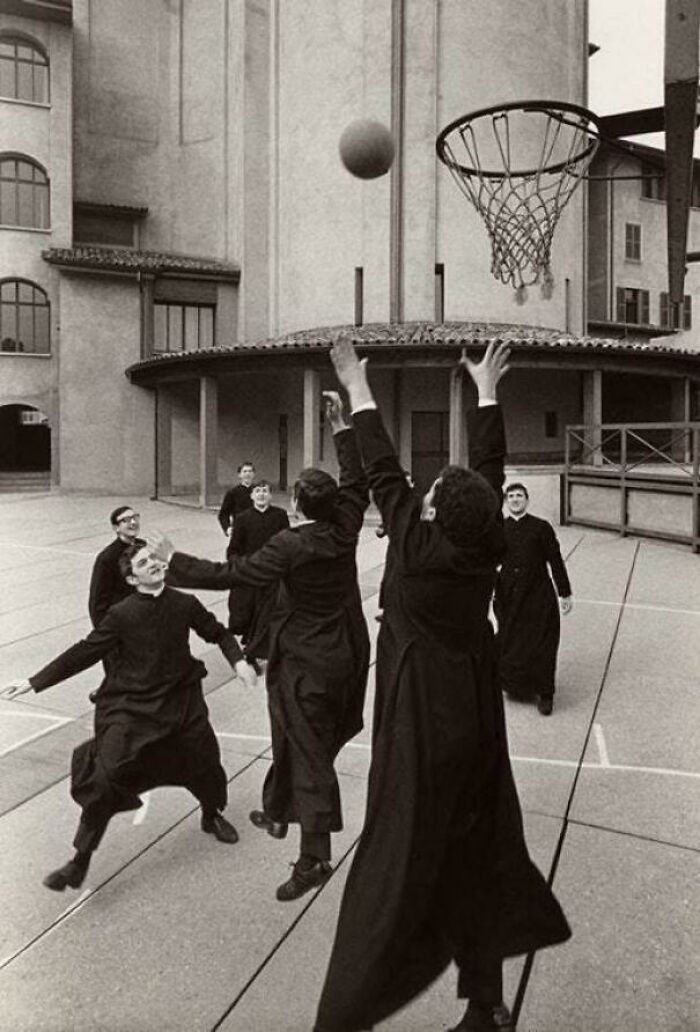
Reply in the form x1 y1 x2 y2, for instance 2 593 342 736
460 343 510 500
325 391 370 536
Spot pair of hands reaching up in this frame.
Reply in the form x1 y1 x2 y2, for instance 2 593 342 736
329 334 510 405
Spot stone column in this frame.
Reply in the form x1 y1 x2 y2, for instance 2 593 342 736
448 367 466 465
670 376 692 462
303 368 320 468
156 387 173 499
582 369 603 467
199 376 219 507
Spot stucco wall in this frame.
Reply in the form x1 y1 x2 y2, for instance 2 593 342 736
57 274 154 492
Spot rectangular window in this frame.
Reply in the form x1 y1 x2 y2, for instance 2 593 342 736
641 162 665 201
625 223 641 261
616 287 650 325
153 302 215 353
544 412 558 439
659 293 692 329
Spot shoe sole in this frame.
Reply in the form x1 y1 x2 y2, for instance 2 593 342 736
249 812 288 839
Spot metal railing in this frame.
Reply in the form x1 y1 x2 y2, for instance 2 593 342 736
563 421 700 552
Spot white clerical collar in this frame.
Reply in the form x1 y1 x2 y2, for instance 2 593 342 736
137 584 166 598
509 512 528 521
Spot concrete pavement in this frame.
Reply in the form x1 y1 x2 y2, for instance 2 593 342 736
0 493 698 1032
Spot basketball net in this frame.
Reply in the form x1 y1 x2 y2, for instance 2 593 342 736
437 103 600 303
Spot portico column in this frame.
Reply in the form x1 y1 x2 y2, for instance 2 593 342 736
582 369 603 467
199 376 219 507
670 376 692 462
303 368 321 468
448 366 466 465
155 387 172 498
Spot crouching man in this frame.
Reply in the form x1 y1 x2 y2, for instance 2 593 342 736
2 543 257 892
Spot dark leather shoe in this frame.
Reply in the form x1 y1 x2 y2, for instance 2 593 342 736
449 1003 515 1031
201 813 239 844
537 695 554 716
43 859 88 892
276 859 332 902
249 809 288 839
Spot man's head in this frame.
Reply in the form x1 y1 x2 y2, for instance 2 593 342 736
420 466 500 547
504 482 529 516
110 505 140 541
251 480 271 511
237 462 255 488
293 468 338 521
118 541 168 591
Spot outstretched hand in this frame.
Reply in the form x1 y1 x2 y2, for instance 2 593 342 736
322 391 349 433
145 532 175 564
459 341 510 399
1 679 32 699
235 659 259 689
330 334 374 409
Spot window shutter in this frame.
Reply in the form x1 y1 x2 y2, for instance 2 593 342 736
616 287 626 322
660 292 669 327
641 291 649 325
684 294 692 329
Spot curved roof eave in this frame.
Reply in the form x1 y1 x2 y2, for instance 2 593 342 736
125 321 700 385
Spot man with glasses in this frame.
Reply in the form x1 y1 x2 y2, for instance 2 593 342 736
88 506 142 629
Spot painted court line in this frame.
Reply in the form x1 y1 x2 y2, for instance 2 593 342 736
576 597 700 618
0 540 93 558
0 715 73 760
593 723 610 767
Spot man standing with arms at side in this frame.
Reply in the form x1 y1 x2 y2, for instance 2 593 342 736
494 483 572 716
218 462 255 556
228 479 289 664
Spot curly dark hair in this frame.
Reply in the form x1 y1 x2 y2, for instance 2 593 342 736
294 468 338 520
431 466 500 548
117 539 147 581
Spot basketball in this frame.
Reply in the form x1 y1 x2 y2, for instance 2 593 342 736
339 119 395 179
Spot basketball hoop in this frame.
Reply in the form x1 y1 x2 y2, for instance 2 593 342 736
436 100 602 302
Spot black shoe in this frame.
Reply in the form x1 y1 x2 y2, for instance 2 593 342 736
88 690 98 704
249 809 288 839
537 695 554 716
201 812 239 844
449 1003 515 1032
276 858 332 902
43 859 88 892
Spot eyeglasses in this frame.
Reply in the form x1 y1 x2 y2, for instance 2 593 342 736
117 513 140 524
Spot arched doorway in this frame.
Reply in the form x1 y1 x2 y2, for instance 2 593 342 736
0 404 51 472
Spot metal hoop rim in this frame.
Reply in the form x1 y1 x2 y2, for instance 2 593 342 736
436 99 603 179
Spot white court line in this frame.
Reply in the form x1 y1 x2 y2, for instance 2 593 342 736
132 791 151 825
0 540 93 558
0 715 73 760
216 732 700 781
593 723 610 767
0 887 95 972
576 598 700 618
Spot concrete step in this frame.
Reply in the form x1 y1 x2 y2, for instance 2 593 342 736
0 471 51 492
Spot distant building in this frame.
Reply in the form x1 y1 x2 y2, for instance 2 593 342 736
1 0 699 499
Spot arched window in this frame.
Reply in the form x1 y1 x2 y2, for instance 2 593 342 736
0 279 50 354
0 36 49 104
0 156 49 229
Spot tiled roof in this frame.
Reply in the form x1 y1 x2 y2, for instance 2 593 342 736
42 246 240 280
74 202 149 218
128 321 700 373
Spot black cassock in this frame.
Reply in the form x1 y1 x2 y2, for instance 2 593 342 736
29 588 242 849
227 504 290 658
218 483 253 552
315 407 570 1032
88 537 134 628
169 429 370 835
494 514 572 701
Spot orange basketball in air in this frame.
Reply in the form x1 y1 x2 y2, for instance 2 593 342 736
339 119 395 180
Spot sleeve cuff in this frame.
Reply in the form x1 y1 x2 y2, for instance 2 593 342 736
351 402 378 414
478 398 497 408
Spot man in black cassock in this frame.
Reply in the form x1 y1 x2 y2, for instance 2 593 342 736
3 543 256 892
218 461 255 555
88 504 141 628
313 338 570 1032
227 479 289 663
494 483 573 716
148 396 370 902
